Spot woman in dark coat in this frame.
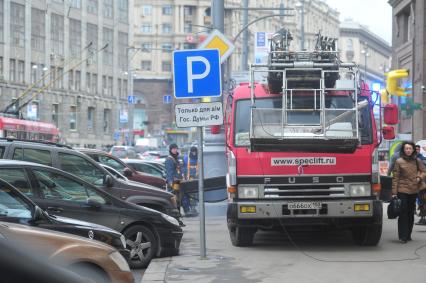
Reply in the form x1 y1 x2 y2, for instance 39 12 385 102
392 141 425 243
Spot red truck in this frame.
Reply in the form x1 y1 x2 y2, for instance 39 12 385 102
225 31 394 247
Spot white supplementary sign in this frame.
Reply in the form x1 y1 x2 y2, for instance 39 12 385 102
175 102 224 128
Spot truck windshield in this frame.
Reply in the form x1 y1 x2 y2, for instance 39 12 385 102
234 96 373 146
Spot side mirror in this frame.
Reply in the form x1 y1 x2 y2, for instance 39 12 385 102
384 104 398 125
87 197 102 209
104 175 114 188
382 126 396 140
32 206 45 222
123 168 133 178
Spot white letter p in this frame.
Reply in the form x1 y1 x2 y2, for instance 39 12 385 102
187 56 210 93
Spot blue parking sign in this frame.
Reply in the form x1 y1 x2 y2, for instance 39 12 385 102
173 49 221 99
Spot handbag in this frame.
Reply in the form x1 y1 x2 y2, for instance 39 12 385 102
387 197 402 219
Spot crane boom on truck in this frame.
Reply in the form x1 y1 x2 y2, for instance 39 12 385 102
225 30 389 247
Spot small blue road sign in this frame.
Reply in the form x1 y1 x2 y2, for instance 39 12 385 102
113 131 120 141
163 95 172 104
127 95 136 104
173 49 221 99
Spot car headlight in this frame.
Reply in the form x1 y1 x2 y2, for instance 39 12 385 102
120 235 126 248
238 186 259 199
108 251 130 272
349 184 371 196
161 213 180 227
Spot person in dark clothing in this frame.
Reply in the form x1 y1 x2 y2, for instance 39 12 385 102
415 144 426 165
182 146 199 216
165 144 185 226
392 141 425 243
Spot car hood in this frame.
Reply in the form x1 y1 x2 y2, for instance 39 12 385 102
116 178 172 197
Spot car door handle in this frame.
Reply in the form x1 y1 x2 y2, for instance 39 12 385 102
47 207 64 213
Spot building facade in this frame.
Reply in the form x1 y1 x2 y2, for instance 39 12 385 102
339 19 392 88
131 0 339 136
388 0 425 140
0 0 131 148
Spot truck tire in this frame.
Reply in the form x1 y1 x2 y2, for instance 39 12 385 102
351 224 382 246
229 226 256 247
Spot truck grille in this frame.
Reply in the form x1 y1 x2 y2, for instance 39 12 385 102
264 185 345 199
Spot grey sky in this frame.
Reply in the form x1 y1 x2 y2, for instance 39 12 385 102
325 0 392 45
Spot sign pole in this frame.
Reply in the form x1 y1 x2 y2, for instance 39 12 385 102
198 126 206 259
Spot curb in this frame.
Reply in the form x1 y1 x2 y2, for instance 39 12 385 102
142 257 172 283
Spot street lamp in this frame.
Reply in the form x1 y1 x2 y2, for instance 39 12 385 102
295 0 305 50
361 48 370 82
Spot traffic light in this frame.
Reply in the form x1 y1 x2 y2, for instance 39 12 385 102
385 69 409 97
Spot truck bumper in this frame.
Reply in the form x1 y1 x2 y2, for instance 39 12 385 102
227 199 382 229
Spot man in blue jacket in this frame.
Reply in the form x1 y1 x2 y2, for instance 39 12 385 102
165 143 185 226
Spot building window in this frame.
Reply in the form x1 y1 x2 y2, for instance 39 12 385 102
87 24 98 63
69 70 74 90
123 80 128 98
184 6 193 16
75 70 81 91
142 5 152 16
31 63 37 84
163 5 172 15
87 107 95 131
0 0 3 42
118 0 128 23
103 0 113 18
108 76 113 96
70 19 81 58
70 0 81 9
141 24 152 33
92 74 97 93
142 42 152 52
0 57 3 77
86 72 91 92
118 79 122 98
31 8 45 52
103 28 113 66
87 0 98 15
162 43 173 52
162 23 172 34
162 61 171 72
102 75 107 95
118 32 128 70
103 109 111 133
52 104 59 127
141 61 151 71
57 67 63 89
51 14 64 55
183 43 196 49
11 3 25 47
70 106 77 130
184 21 192 33
17 60 24 84
9 59 15 82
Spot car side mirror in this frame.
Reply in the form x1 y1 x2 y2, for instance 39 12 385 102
104 175 114 188
87 197 102 209
32 206 45 222
123 168 133 178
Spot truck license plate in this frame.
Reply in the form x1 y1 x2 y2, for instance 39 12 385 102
288 202 322 210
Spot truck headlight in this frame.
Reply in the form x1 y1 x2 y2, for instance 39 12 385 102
238 186 259 199
349 184 371 196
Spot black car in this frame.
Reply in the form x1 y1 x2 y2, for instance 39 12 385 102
0 177 127 256
0 160 183 269
0 139 179 220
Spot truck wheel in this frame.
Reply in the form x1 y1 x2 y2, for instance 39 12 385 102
229 226 256 247
351 224 382 246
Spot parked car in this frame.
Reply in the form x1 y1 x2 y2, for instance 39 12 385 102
123 159 166 179
0 177 127 258
109 146 138 159
0 139 179 220
77 148 166 189
0 160 183 268
0 221 134 283
139 151 168 162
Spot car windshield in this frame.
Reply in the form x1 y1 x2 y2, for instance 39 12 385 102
234 97 372 146
0 183 32 220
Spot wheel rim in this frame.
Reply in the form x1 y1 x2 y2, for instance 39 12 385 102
126 232 152 262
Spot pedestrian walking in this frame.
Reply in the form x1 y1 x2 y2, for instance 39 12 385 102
415 143 426 225
182 146 199 216
165 143 185 226
391 141 425 243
